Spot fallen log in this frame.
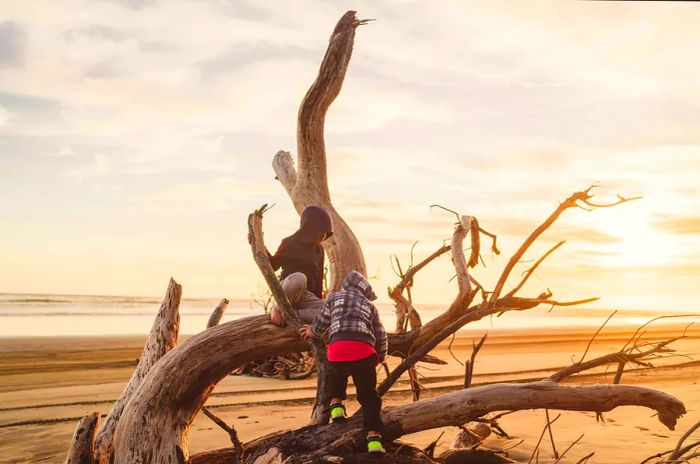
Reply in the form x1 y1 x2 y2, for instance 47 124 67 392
190 381 684 463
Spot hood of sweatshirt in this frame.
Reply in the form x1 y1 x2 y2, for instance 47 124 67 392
341 270 377 301
296 205 334 244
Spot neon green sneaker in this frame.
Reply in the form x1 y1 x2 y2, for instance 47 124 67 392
330 403 346 423
367 434 385 453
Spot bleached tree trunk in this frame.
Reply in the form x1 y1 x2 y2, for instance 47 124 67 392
93 278 181 464
272 11 369 292
64 412 100 464
111 315 306 464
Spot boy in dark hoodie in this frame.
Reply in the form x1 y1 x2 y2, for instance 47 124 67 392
267 205 334 326
300 270 388 454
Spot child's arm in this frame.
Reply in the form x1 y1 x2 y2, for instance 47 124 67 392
372 306 388 362
311 298 332 337
268 239 290 271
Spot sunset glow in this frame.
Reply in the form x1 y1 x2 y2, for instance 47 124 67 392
1 1 699 313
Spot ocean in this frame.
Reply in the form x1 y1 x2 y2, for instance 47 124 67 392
0 293 676 338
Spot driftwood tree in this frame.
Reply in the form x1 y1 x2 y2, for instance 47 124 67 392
64 10 694 464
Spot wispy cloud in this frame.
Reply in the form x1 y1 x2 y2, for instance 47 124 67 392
0 104 12 127
0 21 25 68
654 216 700 235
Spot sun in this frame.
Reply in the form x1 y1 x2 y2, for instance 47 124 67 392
583 203 677 269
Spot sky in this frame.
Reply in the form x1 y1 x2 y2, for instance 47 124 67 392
1 0 699 311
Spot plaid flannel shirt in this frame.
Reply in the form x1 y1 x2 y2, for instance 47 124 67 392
311 271 388 361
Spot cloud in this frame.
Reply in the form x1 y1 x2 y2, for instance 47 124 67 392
654 216 700 235
206 0 277 22
64 24 129 42
198 42 318 77
86 60 122 79
46 146 76 157
552 226 621 244
103 0 157 10
0 21 25 68
0 105 12 127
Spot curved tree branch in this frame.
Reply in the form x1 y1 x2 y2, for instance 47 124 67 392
272 10 369 292
111 316 306 464
94 278 181 464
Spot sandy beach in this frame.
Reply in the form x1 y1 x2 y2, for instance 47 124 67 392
1 326 699 464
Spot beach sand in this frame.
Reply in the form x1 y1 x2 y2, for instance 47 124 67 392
1 327 699 464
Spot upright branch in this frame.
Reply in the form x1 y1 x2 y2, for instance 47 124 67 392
248 204 332 425
528 412 561 464
207 298 230 329
64 412 100 464
296 11 366 192
378 219 479 395
464 333 488 389
389 244 450 332
272 11 371 291
248 205 303 328
94 278 181 464
452 215 478 297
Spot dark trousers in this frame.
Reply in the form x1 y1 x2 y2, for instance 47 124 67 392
328 354 384 432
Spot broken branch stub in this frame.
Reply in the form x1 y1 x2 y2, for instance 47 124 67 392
65 412 100 464
207 298 230 329
94 278 182 464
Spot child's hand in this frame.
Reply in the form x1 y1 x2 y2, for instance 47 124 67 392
299 324 313 340
270 307 286 327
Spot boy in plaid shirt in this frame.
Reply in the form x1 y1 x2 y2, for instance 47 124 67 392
300 270 388 454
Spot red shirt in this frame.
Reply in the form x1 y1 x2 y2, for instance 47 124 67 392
327 340 376 362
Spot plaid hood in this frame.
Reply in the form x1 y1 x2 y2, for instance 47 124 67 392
341 270 377 301
311 270 387 361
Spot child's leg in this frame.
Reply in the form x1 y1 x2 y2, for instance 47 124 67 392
350 356 384 434
297 290 324 324
328 362 349 422
280 272 308 304
270 273 308 326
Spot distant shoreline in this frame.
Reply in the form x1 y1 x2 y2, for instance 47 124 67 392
2 321 699 340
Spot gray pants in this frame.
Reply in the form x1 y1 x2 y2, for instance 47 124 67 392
279 272 324 323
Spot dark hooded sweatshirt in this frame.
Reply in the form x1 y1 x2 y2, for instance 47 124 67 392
269 206 334 299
